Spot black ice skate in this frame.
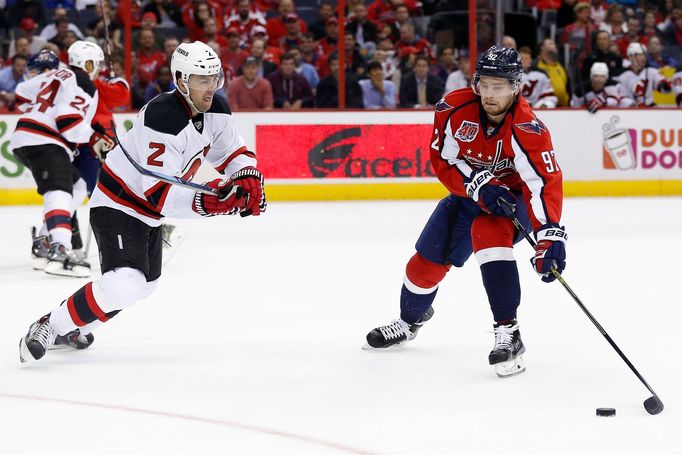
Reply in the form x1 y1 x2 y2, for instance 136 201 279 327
364 306 434 349
44 243 91 278
53 329 94 350
488 320 526 378
19 314 56 362
31 226 50 270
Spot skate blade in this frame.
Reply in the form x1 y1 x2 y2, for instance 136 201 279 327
32 257 48 270
361 342 407 351
494 356 526 378
44 262 91 278
19 338 32 363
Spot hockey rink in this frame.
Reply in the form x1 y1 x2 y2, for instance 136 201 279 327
0 197 679 454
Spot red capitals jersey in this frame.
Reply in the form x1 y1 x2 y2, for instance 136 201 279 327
430 88 563 229
93 77 130 135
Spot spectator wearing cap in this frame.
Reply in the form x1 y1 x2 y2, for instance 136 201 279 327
348 4 378 49
582 30 624 81
143 66 176 103
359 61 396 109
228 56 274 110
221 27 250 80
267 52 314 108
445 50 470 93
561 2 597 56
278 13 304 51
143 0 184 28
224 0 267 45
266 0 308 47
537 38 571 106
251 26 283 64
9 19 47 58
6 0 47 30
430 46 457 86
320 17 339 55
133 12 166 52
616 16 648 58
0 55 28 109
309 3 334 40
316 52 363 108
289 47 319 90
39 7 85 41
249 38 278 77
202 17 230 48
136 29 167 88
399 55 444 108
599 4 628 41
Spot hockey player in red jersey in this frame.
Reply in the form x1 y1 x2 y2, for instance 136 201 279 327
19 41 267 362
364 46 567 378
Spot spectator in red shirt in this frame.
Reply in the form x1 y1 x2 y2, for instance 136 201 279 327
561 2 596 55
278 13 304 51
136 29 166 86
221 27 250 80
616 16 648 57
229 56 274 110
396 23 432 62
202 17 229 48
132 12 166 52
224 0 266 46
183 1 222 42
248 38 278 78
266 0 307 47
319 17 339 55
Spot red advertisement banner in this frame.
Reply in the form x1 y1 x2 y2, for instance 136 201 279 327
256 124 436 179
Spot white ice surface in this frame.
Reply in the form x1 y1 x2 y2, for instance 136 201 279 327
0 198 679 454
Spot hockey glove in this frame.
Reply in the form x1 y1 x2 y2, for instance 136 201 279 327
193 178 245 217
230 166 267 217
586 97 605 114
89 131 115 161
531 223 567 283
464 169 516 217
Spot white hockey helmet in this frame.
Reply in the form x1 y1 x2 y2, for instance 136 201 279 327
590 62 609 79
171 41 224 94
68 40 105 80
627 42 647 57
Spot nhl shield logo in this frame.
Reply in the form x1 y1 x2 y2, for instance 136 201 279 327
454 121 479 142
194 120 203 130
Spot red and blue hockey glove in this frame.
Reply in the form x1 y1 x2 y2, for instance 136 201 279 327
193 178 244 216
531 223 567 283
230 166 267 217
465 169 517 217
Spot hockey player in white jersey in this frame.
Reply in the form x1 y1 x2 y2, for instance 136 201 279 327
571 62 634 112
519 46 557 108
19 41 267 362
672 70 682 107
11 42 101 278
616 42 671 107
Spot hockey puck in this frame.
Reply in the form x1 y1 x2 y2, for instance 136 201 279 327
596 408 616 417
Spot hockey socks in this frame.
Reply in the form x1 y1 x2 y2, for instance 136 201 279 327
43 190 73 248
479 260 521 322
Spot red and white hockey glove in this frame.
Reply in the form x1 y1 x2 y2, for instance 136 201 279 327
193 178 244 217
464 169 517 217
586 97 605 114
89 131 115 161
230 166 267 217
531 223 567 283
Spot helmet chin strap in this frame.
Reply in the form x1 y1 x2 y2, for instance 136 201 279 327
178 80 208 114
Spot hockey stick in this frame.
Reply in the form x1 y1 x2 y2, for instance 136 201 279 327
497 198 664 415
98 0 115 78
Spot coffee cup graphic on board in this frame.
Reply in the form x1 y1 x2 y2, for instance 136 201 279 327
602 116 635 170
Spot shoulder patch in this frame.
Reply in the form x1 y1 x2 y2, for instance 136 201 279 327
454 120 480 142
207 95 232 115
72 68 96 97
515 116 547 135
144 92 191 135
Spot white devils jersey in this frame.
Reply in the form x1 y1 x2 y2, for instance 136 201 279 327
521 68 557 108
673 70 682 107
570 80 634 108
615 67 668 106
89 90 256 227
10 67 98 157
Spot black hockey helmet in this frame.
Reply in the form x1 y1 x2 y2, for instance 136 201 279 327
27 50 60 74
472 45 523 95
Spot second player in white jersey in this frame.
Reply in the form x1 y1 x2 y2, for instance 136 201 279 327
571 62 634 112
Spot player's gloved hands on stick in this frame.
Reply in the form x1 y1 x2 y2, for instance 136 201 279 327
465 169 517 217
89 131 115 161
586 98 605 114
531 223 567 283
230 166 267 217
193 178 244 216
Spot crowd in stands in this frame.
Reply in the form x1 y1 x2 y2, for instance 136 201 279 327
0 0 680 111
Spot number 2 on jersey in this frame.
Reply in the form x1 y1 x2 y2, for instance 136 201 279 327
147 142 165 167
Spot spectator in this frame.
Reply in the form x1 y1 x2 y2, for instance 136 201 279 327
9 19 47 59
561 2 597 56
582 30 624 81
662 9 682 48
221 27 250 81
642 10 663 41
519 46 557 108
571 62 634 112
445 51 470 93
38 7 85 41
58 32 79 64
309 3 335 40
136 29 166 88
132 12 166 52
267 52 314 108
430 46 457 86
228 56 274 110
251 26 283 65
266 0 307 46
399 55 444 108
320 17 339 54
162 36 180 67
184 1 221 42
502 35 517 49
557 0 579 29
289 47 319 90
396 23 432 63
374 37 401 88
600 4 628 41
300 32 322 69
647 36 678 68
10 37 31 65
249 38 278 78
202 17 229 48
616 16 648 57
143 0 184 28
278 13 304 51
590 0 608 26
143 66 176 103
359 61 396 108
656 1 675 27
315 52 363 108
87 0 123 53
348 4 378 49
6 0 47 29
616 42 671 107
0 55 28 109
48 18 76 51
388 5 412 42
224 0 266 45
369 0 417 24
340 33 367 77
204 41 229 101
536 38 571 106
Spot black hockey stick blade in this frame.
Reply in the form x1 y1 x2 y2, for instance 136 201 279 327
644 395 664 415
